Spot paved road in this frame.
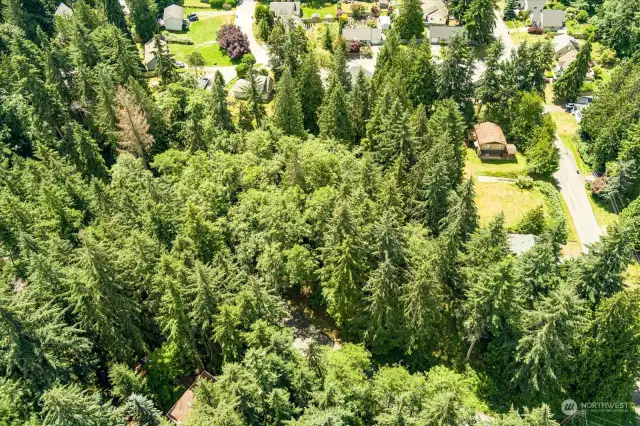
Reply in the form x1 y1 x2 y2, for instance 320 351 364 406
235 0 269 65
553 135 602 251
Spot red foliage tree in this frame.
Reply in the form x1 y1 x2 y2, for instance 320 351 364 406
216 24 251 60
348 39 361 53
528 25 543 34
371 5 380 17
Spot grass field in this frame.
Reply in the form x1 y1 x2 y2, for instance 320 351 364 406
475 181 548 227
464 148 528 179
166 15 235 66
511 31 549 45
302 2 337 18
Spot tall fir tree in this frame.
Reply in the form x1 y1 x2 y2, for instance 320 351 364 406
464 0 497 44
332 38 351 91
554 38 592 101
297 53 324 134
407 41 438 110
318 77 354 144
395 0 424 40
437 34 475 117
349 68 371 144
242 67 266 127
41 384 116 426
273 66 305 137
129 0 158 42
503 0 518 20
477 38 504 112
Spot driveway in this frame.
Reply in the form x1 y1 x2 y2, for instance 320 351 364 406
553 135 602 251
235 0 269 65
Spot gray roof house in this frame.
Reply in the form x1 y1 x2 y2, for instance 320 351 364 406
163 4 184 31
269 1 301 17
342 27 383 45
428 25 464 44
518 0 546 11
232 75 274 100
541 9 565 31
552 33 578 58
144 38 167 71
55 2 73 17
422 0 448 26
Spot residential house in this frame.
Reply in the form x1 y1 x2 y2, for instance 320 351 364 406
554 48 577 76
541 9 565 30
472 122 517 160
55 2 73 17
530 9 541 26
269 1 301 18
143 38 167 70
232 75 274 100
342 27 383 45
379 0 389 8
422 0 448 26
378 15 391 30
517 0 546 11
163 4 184 31
166 372 215 424
428 25 464 44
553 33 578 58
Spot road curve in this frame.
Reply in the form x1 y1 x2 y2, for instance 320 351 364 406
553 135 602 251
235 0 269 66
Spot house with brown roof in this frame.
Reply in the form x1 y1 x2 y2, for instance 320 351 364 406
166 371 215 424
472 122 517 160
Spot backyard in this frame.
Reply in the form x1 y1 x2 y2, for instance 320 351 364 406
464 148 527 179
302 2 336 18
474 181 548 227
165 15 235 66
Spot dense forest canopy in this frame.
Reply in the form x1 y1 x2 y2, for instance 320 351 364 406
0 0 640 424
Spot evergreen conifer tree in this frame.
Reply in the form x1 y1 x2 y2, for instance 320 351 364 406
273 67 305 137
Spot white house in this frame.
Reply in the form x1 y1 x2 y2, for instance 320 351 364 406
269 1 301 18
422 0 448 26
163 4 184 31
541 9 565 30
342 27 383 45
428 25 464 44
55 2 73 17
232 75 274 100
553 33 578 58
378 15 391 30
518 0 546 11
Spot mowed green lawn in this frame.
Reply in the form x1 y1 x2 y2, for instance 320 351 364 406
475 181 548 227
302 3 337 18
166 15 235 66
464 148 527 178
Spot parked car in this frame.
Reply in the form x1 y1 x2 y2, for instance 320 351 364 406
174 61 186 68
565 96 593 110
188 13 198 21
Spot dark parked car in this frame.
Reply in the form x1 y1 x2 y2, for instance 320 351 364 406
187 13 198 21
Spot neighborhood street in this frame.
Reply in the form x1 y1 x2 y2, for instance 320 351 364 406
236 0 269 65
553 135 602 251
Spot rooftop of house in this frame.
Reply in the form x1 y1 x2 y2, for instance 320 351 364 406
143 38 167 64
269 1 301 16
55 2 73 16
552 33 578 52
428 25 464 39
342 26 382 41
542 9 565 26
508 234 536 255
556 49 578 69
163 4 184 21
232 75 271 93
166 372 215 424
474 122 507 146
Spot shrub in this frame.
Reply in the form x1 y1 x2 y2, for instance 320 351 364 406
366 18 377 28
222 3 232 10
511 205 546 235
164 34 194 44
528 25 543 34
255 3 274 26
576 9 588 23
217 24 251 60
351 3 366 17
371 5 379 17
209 0 223 8
599 48 617 67
235 62 249 78
348 39 361 53
517 10 529 20
552 2 565 10
516 175 534 189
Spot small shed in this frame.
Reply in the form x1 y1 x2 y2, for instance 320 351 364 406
163 4 184 31
342 27 383 45
166 372 216 424
472 122 517 160
378 15 391 30
541 9 565 31
508 234 536 255
232 75 274 100
55 2 73 17
428 25 464 44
